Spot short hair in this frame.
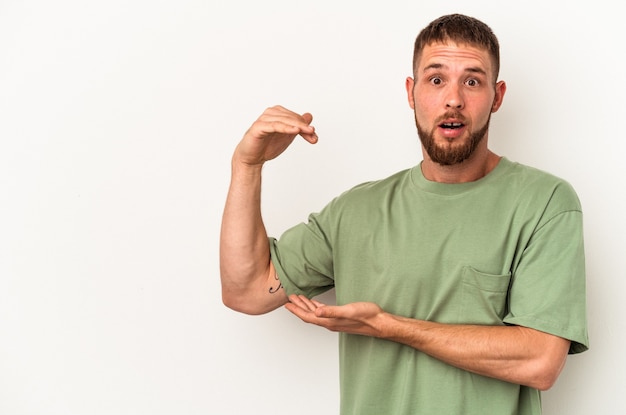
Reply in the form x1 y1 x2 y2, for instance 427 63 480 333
412 14 500 83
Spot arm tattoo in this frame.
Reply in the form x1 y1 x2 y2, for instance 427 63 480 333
268 271 283 294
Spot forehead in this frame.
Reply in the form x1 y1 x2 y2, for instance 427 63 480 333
418 42 493 75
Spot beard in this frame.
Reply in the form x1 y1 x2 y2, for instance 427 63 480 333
415 112 491 166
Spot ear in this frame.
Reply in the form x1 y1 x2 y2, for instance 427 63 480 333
491 80 507 113
405 77 416 109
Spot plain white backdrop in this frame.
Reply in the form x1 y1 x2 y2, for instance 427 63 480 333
0 1 623 414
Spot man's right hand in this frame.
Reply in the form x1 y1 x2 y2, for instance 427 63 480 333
234 105 318 168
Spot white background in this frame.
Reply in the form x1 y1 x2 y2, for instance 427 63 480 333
0 1 623 414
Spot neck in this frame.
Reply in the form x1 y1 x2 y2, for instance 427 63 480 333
420 147 501 184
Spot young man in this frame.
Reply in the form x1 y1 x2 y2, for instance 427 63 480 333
220 14 589 414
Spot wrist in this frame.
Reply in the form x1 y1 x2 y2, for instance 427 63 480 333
376 311 403 340
379 312 426 346
231 155 264 177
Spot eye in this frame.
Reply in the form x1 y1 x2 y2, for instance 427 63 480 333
465 78 480 87
430 77 443 86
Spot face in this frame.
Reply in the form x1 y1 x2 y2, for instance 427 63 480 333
406 42 506 166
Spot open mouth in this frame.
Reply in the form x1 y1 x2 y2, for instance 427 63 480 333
440 122 464 129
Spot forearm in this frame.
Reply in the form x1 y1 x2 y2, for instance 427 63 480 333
286 296 569 390
382 314 569 390
219 160 279 313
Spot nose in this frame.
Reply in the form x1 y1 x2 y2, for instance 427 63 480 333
445 85 464 109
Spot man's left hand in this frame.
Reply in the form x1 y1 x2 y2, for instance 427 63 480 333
284 294 386 338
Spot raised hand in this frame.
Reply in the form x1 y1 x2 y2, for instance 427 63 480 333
234 105 318 168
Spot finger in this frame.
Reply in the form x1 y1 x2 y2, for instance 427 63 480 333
294 112 318 144
264 105 310 121
262 106 312 126
315 305 344 319
300 130 318 144
284 302 312 323
299 295 321 312
248 119 316 145
285 302 327 327
288 294 317 312
252 120 304 136
301 112 313 125
260 107 316 135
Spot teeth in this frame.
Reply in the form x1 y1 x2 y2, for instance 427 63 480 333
442 123 462 128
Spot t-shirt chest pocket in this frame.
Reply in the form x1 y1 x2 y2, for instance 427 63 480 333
459 266 511 325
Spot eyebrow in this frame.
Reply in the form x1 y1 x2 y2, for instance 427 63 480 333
422 63 487 76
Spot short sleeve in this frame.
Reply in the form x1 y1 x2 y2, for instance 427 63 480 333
504 208 589 354
269 211 336 299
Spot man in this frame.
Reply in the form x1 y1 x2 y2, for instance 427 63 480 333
220 13 588 414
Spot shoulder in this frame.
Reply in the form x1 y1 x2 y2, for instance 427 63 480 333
310 168 413 224
501 159 581 209
331 168 413 205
